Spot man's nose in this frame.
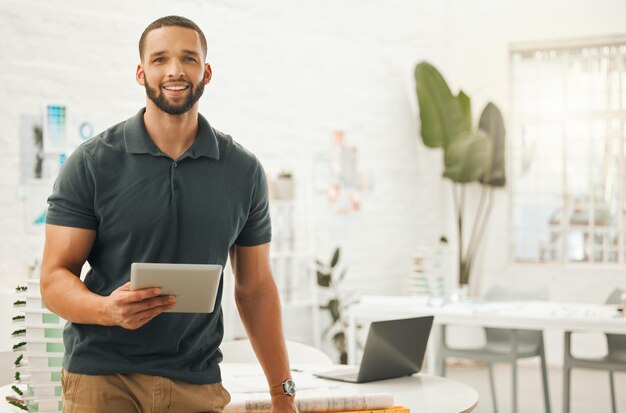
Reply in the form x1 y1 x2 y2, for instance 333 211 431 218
166 60 185 78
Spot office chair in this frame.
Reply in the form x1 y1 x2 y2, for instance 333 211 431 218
438 284 551 413
220 338 333 365
563 288 626 413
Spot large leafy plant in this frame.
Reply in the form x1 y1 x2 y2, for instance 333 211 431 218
414 61 506 286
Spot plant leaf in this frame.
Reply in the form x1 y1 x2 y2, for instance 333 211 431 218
443 131 489 183
317 271 331 287
330 247 340 268
414 61 465 148
340 351 348 365
332 332 346 352
328 299 341 322
457 90 472 133
478 102 506 187
337 268 348 284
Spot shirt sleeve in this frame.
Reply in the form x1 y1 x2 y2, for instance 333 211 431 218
45 146 98 230
234 160 272 246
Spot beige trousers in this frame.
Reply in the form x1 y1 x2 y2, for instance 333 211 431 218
61 370 231 413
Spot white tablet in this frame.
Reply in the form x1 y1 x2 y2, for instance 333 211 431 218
130 263 223 313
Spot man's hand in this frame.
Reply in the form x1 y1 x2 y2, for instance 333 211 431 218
103 282 176 330
271 395 298 413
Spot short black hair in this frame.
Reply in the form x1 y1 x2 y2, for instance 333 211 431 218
139 16 207 61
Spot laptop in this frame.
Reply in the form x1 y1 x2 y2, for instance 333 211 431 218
314 316 434 383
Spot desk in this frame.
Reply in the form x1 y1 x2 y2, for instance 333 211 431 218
347 296 626 374
223 363 478 413
1 364 478 413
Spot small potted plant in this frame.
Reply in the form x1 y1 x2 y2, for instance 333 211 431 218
273 170 295 200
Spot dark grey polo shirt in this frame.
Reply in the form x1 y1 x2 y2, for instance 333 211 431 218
46 108 271 384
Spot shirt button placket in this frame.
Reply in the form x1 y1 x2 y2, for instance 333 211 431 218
172 162 179 191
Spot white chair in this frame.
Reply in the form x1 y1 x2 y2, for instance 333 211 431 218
438 285 551 413
220 339 333 365
563 288 626 413
0 350 14 385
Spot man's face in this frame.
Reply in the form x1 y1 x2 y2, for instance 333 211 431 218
136 26 211 115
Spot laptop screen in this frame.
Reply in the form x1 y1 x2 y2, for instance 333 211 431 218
357 316 434 382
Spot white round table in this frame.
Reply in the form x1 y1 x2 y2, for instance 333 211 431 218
223 363 478 413
323 373 479 413
1 365 478 413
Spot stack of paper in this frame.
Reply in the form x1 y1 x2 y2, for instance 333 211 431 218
224 392 409 413
8 279 64 412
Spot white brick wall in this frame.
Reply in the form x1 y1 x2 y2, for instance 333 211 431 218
0 1 448 349
0 0 447 287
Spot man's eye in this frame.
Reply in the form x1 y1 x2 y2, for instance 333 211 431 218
153 57 165 63
184 57 197 62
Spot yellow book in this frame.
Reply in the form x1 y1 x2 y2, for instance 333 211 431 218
329 406 410 413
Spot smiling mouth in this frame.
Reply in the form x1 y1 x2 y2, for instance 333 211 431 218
162 84 190 91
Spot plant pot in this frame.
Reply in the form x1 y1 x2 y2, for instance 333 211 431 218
273 177 295 200
449 284 470 302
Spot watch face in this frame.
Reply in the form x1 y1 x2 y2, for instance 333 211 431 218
283 379 296 396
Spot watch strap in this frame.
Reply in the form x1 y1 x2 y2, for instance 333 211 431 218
269 378 295 397
269 382 285 397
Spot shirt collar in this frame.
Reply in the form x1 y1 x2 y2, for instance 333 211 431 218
123 108 220 160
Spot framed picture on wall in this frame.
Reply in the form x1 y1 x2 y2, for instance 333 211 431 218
42 103 68 154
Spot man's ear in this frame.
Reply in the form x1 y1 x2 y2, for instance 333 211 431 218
136 64 145 86
204 63 212 85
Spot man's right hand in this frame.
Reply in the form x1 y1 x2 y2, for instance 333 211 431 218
103 282 176 330
40 225 177 329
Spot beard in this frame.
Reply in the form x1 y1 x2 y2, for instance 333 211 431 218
144 76 205 115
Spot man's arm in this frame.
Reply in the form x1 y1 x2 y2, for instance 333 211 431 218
230 243 298 413
40 224 176 329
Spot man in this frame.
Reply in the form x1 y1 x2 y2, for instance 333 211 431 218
40 16 298 413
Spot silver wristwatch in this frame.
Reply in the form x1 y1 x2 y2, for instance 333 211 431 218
270 378 296 397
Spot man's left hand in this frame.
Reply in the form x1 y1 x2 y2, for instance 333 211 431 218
270 395 298 413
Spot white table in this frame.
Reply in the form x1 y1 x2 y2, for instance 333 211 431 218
347 296 626 373
1 364 479 413
222 363 478 413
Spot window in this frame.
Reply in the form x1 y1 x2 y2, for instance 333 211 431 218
510 36 626 265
